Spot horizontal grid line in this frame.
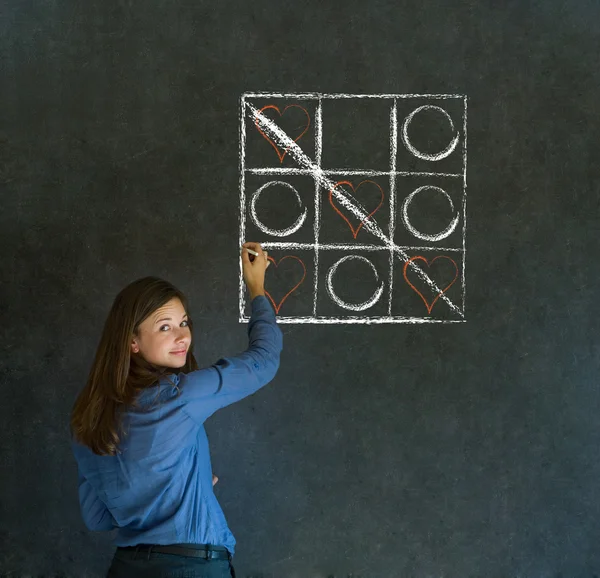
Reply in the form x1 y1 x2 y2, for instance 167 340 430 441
243 92 466 100
246 168 463 178
259 242 464 252
239 316 466 324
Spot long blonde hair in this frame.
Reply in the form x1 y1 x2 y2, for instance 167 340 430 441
70 277 198 456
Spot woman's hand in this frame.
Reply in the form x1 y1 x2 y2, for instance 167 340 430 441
241 242 270 300
212 475 218 486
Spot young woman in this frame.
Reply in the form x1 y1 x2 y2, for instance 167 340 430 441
70 242 281 578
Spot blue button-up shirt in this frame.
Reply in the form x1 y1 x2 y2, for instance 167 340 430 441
71 295 282 555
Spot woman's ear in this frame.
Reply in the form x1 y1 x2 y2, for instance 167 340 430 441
131 339 139 354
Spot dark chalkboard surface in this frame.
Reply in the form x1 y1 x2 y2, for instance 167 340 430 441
2 1 600 576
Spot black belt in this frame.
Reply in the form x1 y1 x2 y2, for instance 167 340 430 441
118 543 231 560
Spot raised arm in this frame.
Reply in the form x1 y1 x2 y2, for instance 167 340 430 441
178 243 283 424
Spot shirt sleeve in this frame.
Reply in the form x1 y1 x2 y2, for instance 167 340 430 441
178 295 283 425
77 469 117 532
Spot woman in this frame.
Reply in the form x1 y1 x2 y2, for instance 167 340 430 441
70 243 281 578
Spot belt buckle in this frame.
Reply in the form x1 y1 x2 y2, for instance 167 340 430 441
205 548 217 560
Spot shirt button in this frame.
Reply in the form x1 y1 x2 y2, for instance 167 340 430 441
253 362 259 369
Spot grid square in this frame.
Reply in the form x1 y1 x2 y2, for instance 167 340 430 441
390 249 464 321
314 248 391 319
395 96 465 176
243 96 318 171
243 173 316 245
393 173 463 249
317 175 390 247
239 92 467 324
320 98 392 171
242 248 315 320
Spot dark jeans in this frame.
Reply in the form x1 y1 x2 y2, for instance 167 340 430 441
106 544 236 578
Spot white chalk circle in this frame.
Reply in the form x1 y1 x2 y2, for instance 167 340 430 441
401 185 459 242
250 180 308 237
401 105 460 161
326 255 385 311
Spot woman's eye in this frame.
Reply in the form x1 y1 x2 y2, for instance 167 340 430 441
160 320 188 331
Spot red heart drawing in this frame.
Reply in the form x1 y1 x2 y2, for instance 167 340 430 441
265 255 307 314
403 256 459 314
329 180 384 239
254 104 311 164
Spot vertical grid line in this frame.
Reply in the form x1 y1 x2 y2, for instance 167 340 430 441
387 99 398 316
313 98 323 316
461 96 468 314
238 95 248 321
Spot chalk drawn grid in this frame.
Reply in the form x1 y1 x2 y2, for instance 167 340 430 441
238 92 467 324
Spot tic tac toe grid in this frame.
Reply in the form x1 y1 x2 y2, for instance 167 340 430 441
238 92 467 324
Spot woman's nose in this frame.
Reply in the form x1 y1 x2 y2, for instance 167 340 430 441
175 328 189 343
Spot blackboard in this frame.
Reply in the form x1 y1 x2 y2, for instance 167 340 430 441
2 0 600 576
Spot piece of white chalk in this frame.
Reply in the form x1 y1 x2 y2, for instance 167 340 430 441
243 247 259 257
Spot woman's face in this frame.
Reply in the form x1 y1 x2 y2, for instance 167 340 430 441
131 297 192 369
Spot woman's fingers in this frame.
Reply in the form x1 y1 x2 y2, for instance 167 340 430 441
242 242 263 255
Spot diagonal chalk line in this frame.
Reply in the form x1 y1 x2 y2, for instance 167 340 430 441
247 102 464 318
